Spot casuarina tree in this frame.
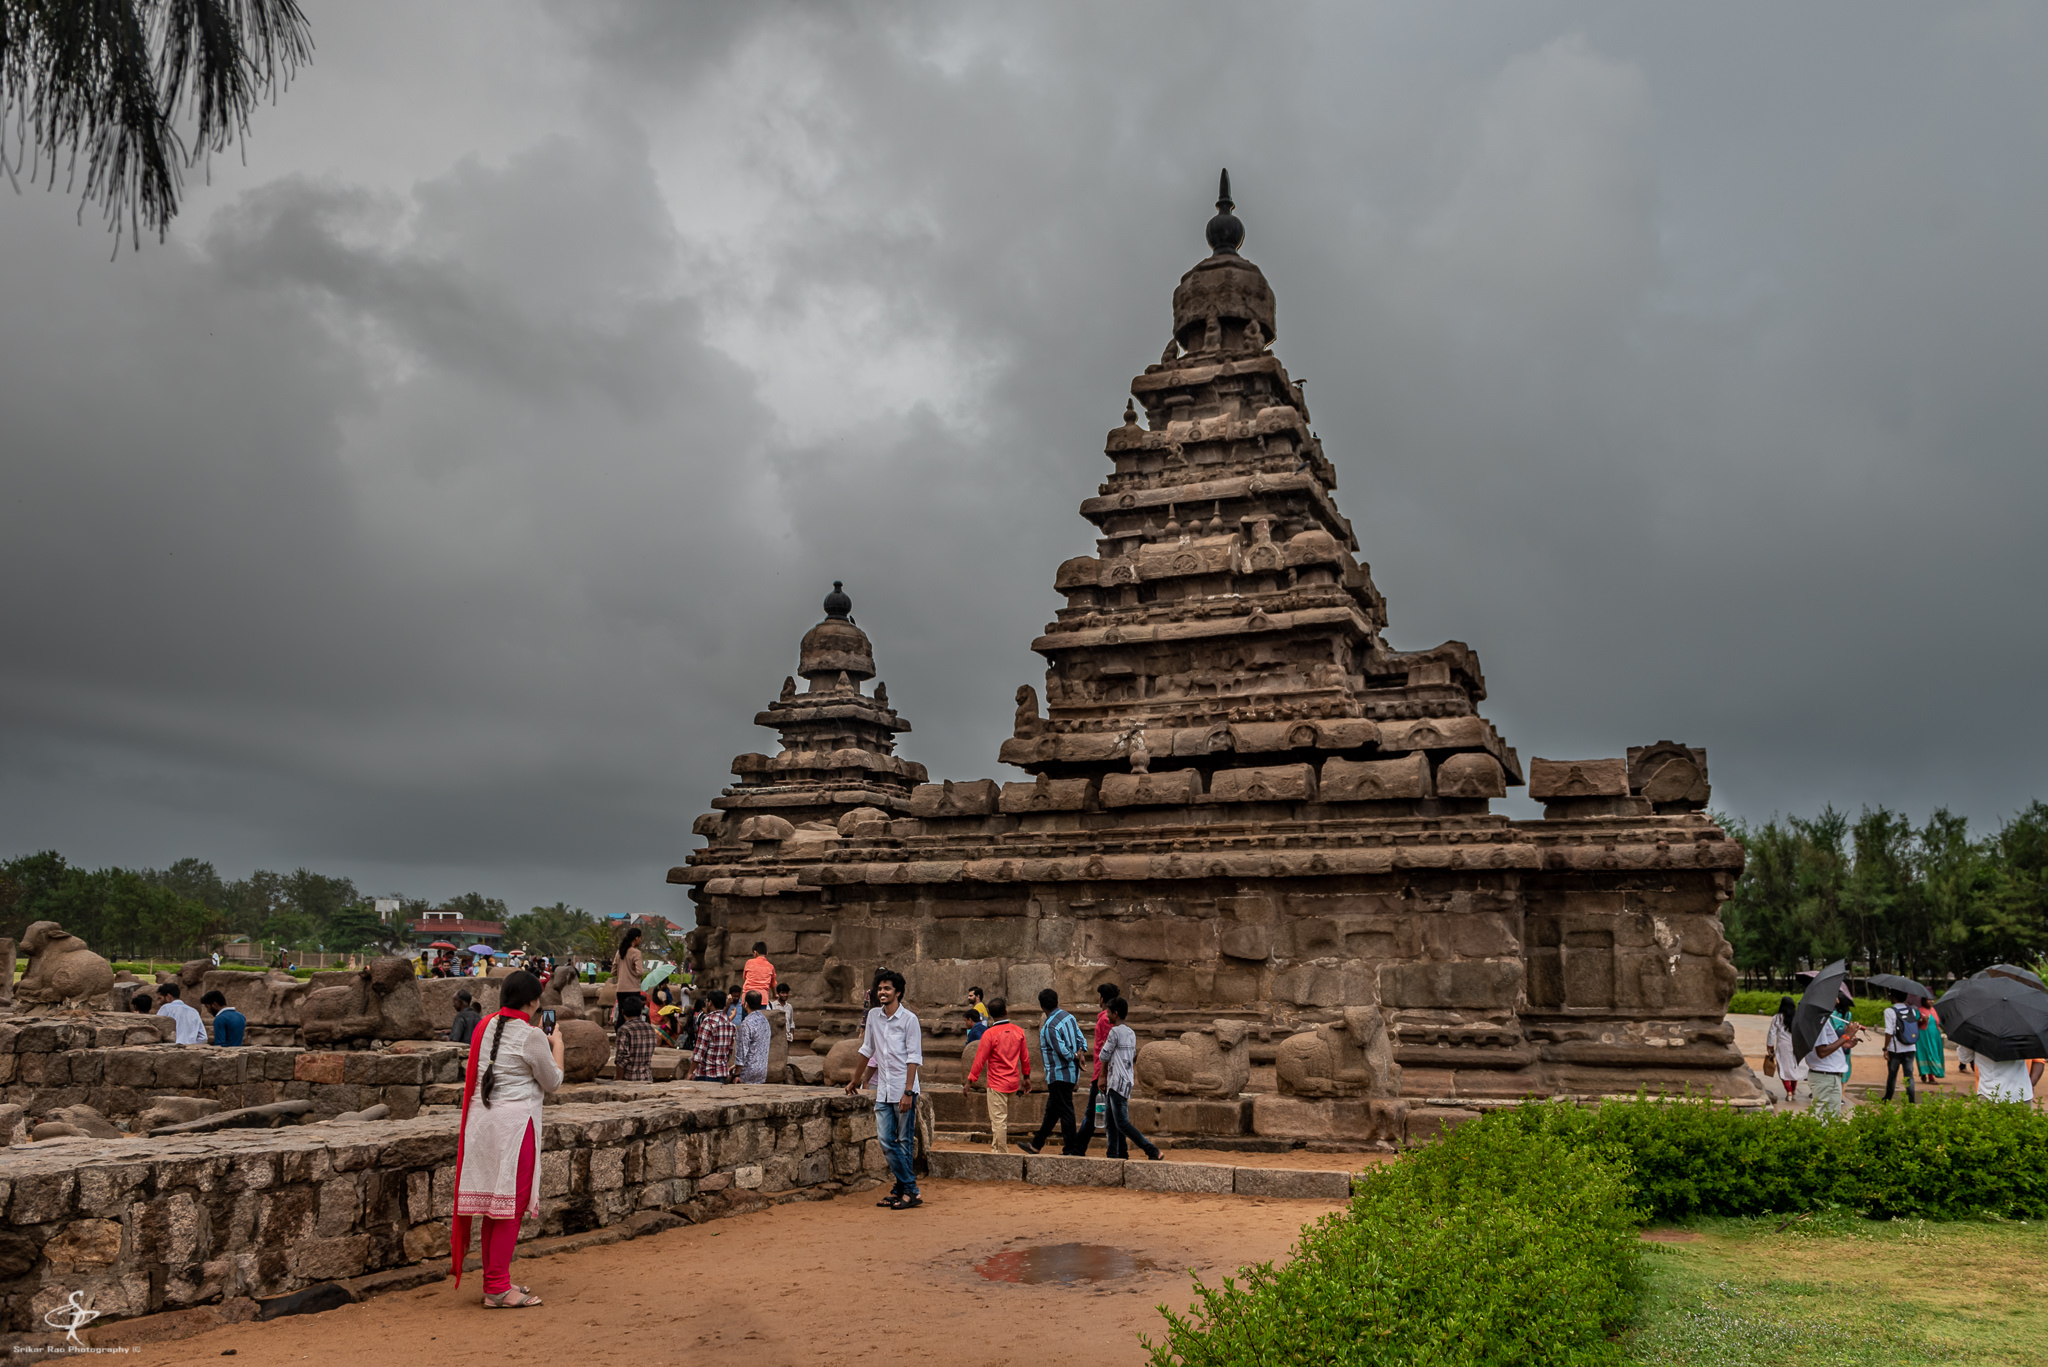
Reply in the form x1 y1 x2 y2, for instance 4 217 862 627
1 0 311 245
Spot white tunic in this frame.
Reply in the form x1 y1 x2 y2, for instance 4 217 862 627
456 1015 562 1220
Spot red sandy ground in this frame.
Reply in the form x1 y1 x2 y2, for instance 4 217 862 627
144 1176 1352 1367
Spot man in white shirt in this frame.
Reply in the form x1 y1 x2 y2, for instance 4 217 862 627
1975 1053 2040 1104
155 982 207 1045
1880 992 1919 1104
845 969 922 1209
1801 1015 1861 1119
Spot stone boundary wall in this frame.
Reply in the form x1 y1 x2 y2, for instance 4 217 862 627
0 1041 472 1124
0 1085 887 1336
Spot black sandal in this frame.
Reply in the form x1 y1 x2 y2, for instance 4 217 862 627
892 1194 922 1209
876 1194 905 1208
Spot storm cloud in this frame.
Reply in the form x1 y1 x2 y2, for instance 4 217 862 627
4 1 2044 915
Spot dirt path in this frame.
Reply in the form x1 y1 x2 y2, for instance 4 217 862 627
145 1181 1345 1367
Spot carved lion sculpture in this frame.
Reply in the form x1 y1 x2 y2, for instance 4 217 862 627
14 921 115 1011
300 956 431 1046
539 964 589 1022
1134 1019 1251 1098
1275 1007 1401 1098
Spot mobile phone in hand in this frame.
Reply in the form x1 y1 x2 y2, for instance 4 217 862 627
542 1009 557 1035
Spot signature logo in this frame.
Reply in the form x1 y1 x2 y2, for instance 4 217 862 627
44 1290 103 1346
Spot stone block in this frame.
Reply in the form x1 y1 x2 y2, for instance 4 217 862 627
286 1234 371 1282
908 779 1000 817
928 1150 1024 1182
1321 752 1432 801
295 1054 346 1085
1528 757 1628 801
1251 1095 1407 1147
316 1174 362 1237
1100 770 1202 808
42 1218 123 1271
999 777 1094 813
1378 959 1522 1010
9 1170 78 1224
590 1148 626 1191
136 1192 205 1263
156 1051 204 1088
1233 1166 1354 1199
539 1149 573 1198
1006 962 1056 1009
1023 1154 1125 1187
1124 1160 1235 1194
1209 763 1316 803
1404 1107 1482 1144
402 1221 449 1263
1435 752 1506 799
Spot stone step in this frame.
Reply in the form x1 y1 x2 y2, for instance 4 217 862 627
928 1148 1355 1198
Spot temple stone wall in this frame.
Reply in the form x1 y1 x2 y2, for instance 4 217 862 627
0 1088 886 1335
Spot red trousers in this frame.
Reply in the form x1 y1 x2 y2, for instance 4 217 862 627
480 1121 537 1296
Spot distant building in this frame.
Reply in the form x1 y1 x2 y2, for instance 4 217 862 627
408 909 505 949
375 898 401 923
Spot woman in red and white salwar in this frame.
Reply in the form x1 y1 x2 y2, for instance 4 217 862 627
450 970 563 1308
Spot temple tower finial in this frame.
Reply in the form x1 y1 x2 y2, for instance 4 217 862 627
1206 168 1244 255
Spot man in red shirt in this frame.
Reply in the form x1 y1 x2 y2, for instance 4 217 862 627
964 996 1032 1153
1067 982 1119 1156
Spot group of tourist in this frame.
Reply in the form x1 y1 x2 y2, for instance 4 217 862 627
676 941 789 1084
1764 986 2044 1117
128 982 247 1046
959 981 1163 1162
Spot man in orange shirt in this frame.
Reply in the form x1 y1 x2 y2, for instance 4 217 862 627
964 996 1032 1153
741 941 777 1008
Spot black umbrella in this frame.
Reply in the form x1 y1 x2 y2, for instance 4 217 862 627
1866 972 1934 999
1791 959 1851 1062
1934 974 2048 1063
1977 963 2047 992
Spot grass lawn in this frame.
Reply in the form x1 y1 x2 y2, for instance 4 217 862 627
1627 1212 2048 1365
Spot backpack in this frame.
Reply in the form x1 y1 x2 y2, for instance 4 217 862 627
1892 1006 1919 1047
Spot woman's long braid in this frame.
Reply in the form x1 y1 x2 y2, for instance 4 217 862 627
478 1013 509 1107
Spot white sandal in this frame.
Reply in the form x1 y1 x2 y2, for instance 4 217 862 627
484 1288 543 1308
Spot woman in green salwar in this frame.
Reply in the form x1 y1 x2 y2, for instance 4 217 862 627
1915 996 1946 1083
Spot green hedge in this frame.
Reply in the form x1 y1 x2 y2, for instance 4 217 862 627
1491 1095 2048 1221
1147 1119 1644 1367
1727 990 1888 1026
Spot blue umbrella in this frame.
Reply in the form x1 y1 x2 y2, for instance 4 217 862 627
463 944 499 956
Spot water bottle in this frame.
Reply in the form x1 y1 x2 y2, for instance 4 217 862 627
1094 1093 1106 1125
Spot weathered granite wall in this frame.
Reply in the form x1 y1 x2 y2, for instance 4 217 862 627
0 1037 470 1123
0 1086 887 1334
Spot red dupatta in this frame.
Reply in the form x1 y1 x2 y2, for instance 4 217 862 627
449 1007 529 1287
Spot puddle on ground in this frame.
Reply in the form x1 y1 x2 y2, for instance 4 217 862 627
974 1243 1163 1285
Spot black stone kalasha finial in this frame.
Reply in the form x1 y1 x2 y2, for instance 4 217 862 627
823 581 852 619
1206 168 1244 255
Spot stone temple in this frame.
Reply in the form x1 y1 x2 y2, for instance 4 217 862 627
672 173 1757 1143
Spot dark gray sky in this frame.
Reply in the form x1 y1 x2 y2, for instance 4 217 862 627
4 2 2044 919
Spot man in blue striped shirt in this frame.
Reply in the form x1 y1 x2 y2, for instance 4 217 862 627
1019 988 1089 1155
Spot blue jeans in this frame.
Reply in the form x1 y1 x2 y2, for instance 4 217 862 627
1104 1090 1158 1161
875 1099 918 1195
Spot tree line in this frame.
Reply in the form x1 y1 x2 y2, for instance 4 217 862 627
1721 801 2048 987
0 850 543 961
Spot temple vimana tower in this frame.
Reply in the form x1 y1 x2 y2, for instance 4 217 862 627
674 174 1755 1142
